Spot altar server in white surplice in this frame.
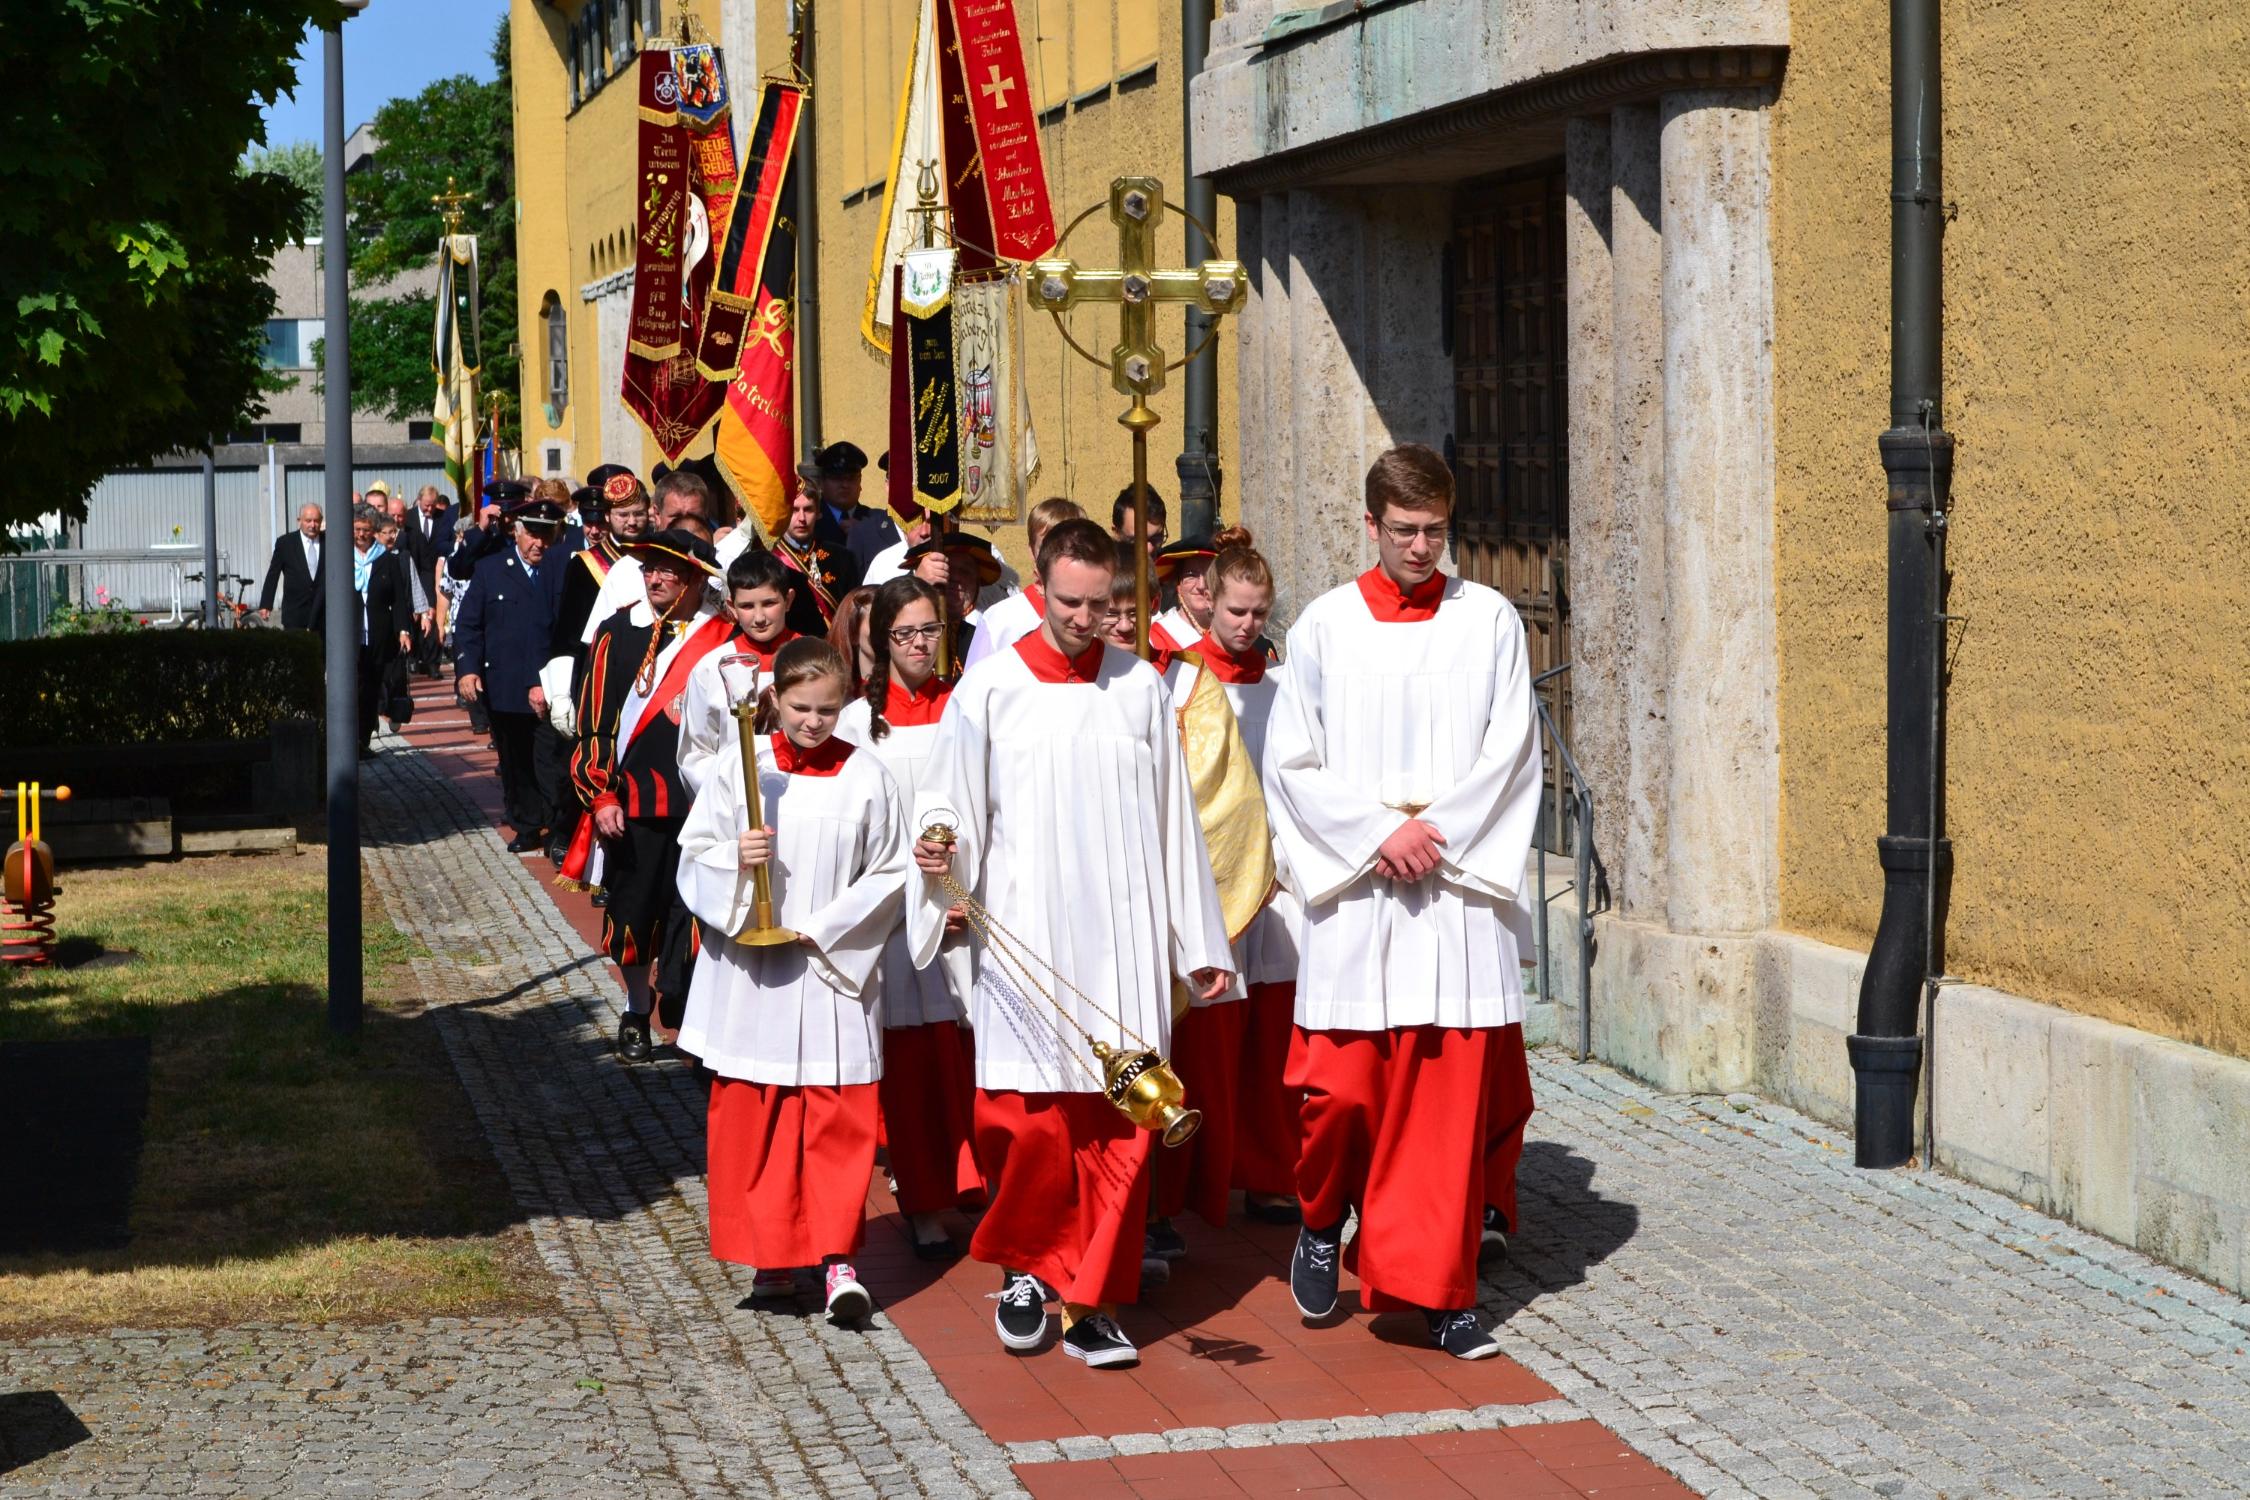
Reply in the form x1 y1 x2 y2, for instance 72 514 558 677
836 575 982 1265
676 639 909 1330
1263 443 1543 1363
908 518 1234 1373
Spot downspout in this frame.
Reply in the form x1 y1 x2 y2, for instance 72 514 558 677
1176 0 1221 538
1849 0 1953 1169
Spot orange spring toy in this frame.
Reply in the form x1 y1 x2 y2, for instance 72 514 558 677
2 782 68 967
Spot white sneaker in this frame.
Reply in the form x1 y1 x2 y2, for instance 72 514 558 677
824 1262 872 1324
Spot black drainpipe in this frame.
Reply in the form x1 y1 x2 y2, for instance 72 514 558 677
1849 0 1954 1169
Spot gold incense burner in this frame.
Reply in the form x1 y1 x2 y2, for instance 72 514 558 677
1092 1041 1201 1147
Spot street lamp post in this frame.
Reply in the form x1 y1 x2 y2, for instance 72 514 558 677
323 1 370 1037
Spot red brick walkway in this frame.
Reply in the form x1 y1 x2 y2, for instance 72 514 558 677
391 668 1695 1498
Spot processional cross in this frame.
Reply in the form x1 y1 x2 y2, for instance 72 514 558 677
1028 178 1246 658
431 176 471 235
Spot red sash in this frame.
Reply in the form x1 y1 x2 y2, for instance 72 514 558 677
626 613 736 755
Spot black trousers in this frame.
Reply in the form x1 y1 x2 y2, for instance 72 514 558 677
356 644 382 749
532 717 579 851
488 709 552 836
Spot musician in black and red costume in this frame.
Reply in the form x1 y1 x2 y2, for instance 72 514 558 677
564 529 736 1063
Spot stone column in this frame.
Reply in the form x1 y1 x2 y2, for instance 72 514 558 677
595 283 636 470
1611 102 1670 921
1281 189 1376 622
1233 194 1272 559
1658 89 1779 936
1562 117 1625 875
1360 187 1454 461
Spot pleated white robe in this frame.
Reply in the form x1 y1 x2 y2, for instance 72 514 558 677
675 738 909 1085
836 696 972 1027
1262 575 1543 1031
907 638 1234 1095
677 632 797 799
957 586 1040 676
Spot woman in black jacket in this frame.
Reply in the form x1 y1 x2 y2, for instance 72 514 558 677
355 504 415 754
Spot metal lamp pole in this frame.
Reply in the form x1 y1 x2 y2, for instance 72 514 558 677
323 1 370 1036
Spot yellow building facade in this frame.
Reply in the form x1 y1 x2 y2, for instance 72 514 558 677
510 0 1239 580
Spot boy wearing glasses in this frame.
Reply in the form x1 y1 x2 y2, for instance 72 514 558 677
1261 443 1543 1361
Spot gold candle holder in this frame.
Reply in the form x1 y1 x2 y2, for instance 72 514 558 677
730 682 798 948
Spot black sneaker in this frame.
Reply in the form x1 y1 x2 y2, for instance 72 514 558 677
992 1270 1051 1351
1426 1308 1500 1361
1139 1234 1171 1289
1146 1218 1187 1260
1290 1220 1344 1319
1061 1313 1139 1369
1480 1205 1511 1263
616 1014 653 1065
1245 1197 1302 1226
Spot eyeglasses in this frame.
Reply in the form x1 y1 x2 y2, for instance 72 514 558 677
887 623 944 645
1377 520 1450 545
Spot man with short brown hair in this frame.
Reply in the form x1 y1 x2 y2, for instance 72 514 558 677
1263 442 1542 1361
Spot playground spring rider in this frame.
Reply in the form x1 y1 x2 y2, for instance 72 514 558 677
2 781 69 967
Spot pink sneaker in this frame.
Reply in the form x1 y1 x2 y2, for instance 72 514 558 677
750 1268 796 1300
824 1262 872 1324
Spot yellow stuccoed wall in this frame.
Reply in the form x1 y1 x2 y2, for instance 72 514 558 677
1769 1 2250 1055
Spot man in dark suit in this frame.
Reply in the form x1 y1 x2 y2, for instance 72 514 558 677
401 485 456 674
804 441 899 580
256 503 327 630
453 496 571 854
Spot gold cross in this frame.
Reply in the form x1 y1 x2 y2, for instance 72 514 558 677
431 176 472 235
1027 178 1246 397
979 65 1017 111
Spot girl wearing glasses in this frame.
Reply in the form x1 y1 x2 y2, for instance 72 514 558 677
836 576 982 1263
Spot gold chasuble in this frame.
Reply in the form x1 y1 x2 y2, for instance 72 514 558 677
1171 652 1276 1017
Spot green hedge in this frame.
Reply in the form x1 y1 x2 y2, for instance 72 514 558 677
0 630 323 749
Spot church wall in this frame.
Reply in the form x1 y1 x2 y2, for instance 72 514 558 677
1767 0 2250 1058
805 0 1241 584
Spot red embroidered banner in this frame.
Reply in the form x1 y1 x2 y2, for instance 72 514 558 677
947 0 1055 263
713 152 801 539
697 81 802 381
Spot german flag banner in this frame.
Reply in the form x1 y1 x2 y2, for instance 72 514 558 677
712 147 801 540
698 81 802 382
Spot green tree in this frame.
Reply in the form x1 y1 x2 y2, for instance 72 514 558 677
337 16 519 452
0 1 340 530
244 141 325 240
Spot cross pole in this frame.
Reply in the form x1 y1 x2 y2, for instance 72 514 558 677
1028 178 1245 658
431 176 471 236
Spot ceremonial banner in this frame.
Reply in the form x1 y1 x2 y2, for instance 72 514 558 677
934 0 998 274
948 0 1057 262
699 80 803 381
712 155 801 540
430 233 480 504
621 45 739 460
861 0 941 354
955 269 1038 523
903 248 962 511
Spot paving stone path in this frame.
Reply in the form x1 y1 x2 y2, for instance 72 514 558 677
5 727 2249 1498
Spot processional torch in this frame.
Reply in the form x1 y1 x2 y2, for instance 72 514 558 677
718 655 798 947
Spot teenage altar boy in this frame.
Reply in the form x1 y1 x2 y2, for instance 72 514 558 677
908 518 1234 1372
1262 443 1543 1362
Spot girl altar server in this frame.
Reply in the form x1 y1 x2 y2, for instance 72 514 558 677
675 638 911 1325
836 577 982 1262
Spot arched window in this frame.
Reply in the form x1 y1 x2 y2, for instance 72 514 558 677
542 291 568 420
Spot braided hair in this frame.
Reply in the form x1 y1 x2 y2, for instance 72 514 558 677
861 575 942 743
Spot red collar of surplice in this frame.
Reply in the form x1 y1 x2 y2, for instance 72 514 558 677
733 628 798 670
883 675 952 726
1015 629 1106 684
770 732 854 776
1356 566 1448 622
1190 633 1268 683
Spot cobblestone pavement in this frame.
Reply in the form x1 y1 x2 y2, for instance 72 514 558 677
6 729 2250 1498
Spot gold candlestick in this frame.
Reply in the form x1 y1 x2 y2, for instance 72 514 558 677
725 657 798 947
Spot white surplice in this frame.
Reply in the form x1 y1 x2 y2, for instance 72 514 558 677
582 554 650 643
674 736 910 1085
1262 575 1542 1032
957 586 1039 675
1153 605 1200 652
907 638 1234 1095
1164 649 1301 991
837 694 973 1028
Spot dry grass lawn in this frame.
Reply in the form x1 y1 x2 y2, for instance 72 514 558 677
0 849 551 1334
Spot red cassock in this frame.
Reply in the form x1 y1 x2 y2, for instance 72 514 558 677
707 1079 879 1269
970 1090 1154 1307
879 1021 984 1215
1230 980 1304 1197
1152 1001 1249 1226
1288 1023 1534 1312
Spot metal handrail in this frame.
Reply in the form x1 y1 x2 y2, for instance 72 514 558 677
1530 661 1613 1061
